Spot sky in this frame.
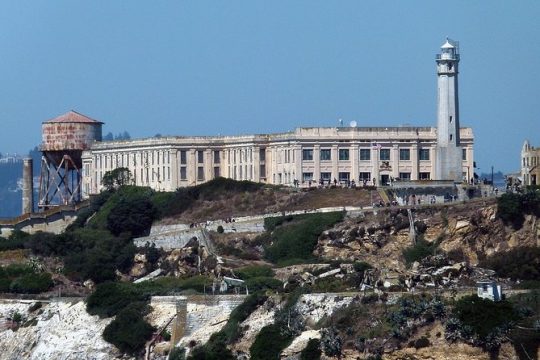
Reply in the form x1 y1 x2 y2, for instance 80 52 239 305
0 1 538 173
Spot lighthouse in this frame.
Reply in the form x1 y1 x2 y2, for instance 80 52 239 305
435 38 463 182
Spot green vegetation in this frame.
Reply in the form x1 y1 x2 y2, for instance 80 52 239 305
250 323 294 360
497 186 540 229
446 295 520 349
87 276 213 317
264 212 344 264
102 302 154 355
402 237 441 266
187 293 267 360
102 167 133 190
300 338 321 360
0 264 53 294
169 347 186 360
235 265 274 279
479 246 540 280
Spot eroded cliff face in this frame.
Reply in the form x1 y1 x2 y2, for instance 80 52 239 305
0 300 121 360
316 201 539 271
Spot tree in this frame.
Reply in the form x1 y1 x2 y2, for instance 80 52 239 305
102 168 133 191
103 132 114 141
107 195 158 237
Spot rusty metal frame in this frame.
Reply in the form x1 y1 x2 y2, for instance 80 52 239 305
38 154 82 210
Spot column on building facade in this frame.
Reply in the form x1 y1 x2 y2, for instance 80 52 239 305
391 144 400 180
430 144 437 180
171 149 179 189
188 149 196 186
313 144 321 182
351 144 359 182
371 147 379 186
204 149 212 181
331 145 338 182
411 143 418 180
294 145 302 184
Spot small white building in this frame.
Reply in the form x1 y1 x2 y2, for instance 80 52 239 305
476 281 503 302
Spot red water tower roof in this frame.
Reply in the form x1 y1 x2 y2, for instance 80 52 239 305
43 110 104 124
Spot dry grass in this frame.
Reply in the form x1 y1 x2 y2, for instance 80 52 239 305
163 187 374 223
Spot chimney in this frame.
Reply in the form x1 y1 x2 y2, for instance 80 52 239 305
22 158 34 214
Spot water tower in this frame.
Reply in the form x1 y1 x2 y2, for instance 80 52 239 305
38 110 103 209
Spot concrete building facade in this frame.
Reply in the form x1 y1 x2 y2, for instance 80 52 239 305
521 140 540 186
79 39 474 196
81 126 474 196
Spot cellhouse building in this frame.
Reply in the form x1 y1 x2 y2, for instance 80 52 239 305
74 39 473 198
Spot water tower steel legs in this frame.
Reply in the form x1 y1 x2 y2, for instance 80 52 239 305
38 154 82 209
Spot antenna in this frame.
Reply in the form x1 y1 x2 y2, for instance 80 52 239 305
350 120 357 128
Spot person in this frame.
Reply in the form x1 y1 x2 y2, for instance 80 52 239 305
333 178 337 186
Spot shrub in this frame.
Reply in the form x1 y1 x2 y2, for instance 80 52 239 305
102 302 154 355
9 273 53 294
264 212 344 264
220 293 267 342
245 277 282 292
4 263 34 277
478 247 540 280
451 295 519 341
250 323 293 360
86 282 147 317
320 327 343 357
0 278 12 292
235 265 274 280
169 347 186 360
300 338 321 360
107 194 158 237
402 238 439 266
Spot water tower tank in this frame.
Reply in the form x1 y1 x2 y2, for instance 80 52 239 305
39 111 103 209
41 110 103 168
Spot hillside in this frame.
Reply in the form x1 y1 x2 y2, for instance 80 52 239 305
0 179 538 359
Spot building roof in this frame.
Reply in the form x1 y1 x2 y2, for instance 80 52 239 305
441 40 455 49
43 110 103 124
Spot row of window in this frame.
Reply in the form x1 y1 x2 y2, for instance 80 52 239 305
300 171 431 182
95 151 172 170
301 148 433 161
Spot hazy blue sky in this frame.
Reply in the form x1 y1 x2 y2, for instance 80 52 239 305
0 1 538 173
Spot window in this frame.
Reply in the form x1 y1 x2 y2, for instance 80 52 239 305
180 150 187 164
399 172 411 180
214 166 220 178
380 149 390 161
449 115 453 123
339 172 350 182
339 149 349 161
359 172 371 181
302 149 313 161
214 150 220 163
419 172 431 180
462 148 467 161
259 148 266 161
360 149 371 161
302 172 313 182
197 166 204 181
198 150 204 163
259 164 266 178
399 149 410 161
419 149 430 161
321 172 331 182
320 149 331 161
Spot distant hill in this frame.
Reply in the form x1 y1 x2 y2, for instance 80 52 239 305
0 147 40 218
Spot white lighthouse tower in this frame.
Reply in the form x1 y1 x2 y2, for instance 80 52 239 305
435 38 463 182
